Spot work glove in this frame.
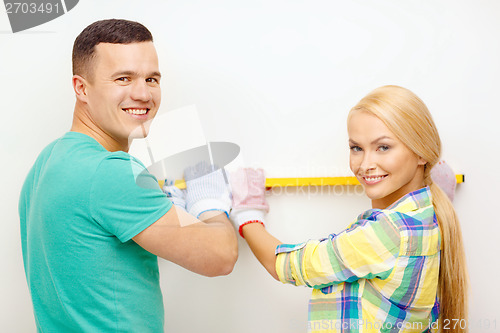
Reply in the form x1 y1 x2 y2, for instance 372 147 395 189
162 179 186 210
184 162 232 218
229 168 269 237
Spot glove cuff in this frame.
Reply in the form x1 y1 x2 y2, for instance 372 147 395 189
189 198 231 219
238 220 265 238
167 197 187 210
230 209 266 228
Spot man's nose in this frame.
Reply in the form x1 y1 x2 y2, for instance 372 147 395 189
131 80 152 101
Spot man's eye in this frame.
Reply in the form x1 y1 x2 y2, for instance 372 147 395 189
146 78 159 84
117 77 130 82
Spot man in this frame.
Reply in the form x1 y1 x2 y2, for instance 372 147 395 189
19 19 238 332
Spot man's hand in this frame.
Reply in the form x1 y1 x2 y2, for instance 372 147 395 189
162 179 187 210
184 162 232 218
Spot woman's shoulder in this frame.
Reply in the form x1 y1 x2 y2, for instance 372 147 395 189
356 187 434 226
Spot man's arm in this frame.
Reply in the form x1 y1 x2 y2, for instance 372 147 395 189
133 206 238 277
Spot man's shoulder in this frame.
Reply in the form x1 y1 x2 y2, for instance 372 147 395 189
93 151 153 190
47 132 140 167
28 132 151 191
28 132 141 184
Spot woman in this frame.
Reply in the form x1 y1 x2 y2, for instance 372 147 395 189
229 85 469 332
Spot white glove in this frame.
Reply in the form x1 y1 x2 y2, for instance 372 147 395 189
162 179 186 210
184 162 232 218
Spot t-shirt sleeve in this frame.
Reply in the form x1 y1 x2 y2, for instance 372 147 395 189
90 153 172 243
275 211 402 289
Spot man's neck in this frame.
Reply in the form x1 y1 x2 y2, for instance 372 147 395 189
71 106 130 152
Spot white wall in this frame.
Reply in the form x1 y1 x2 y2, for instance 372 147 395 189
2 1 499 332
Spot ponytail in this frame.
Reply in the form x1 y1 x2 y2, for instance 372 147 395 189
426 173 469 332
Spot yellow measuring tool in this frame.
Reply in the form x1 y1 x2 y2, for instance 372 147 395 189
158 174 464 189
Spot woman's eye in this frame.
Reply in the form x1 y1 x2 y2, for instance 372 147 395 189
349 145 362 152
378 145 390 152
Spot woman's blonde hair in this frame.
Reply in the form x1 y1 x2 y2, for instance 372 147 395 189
348 85 469 332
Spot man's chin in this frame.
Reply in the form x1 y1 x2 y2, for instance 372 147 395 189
128 121 153 140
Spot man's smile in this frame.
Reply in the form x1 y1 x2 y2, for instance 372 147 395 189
123 108 150 115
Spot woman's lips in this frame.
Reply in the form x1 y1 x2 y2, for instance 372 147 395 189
361 174 388 185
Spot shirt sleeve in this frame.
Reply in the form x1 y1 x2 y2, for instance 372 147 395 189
90 153 173 243
275 211 402 289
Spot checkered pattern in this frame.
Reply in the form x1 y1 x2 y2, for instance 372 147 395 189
275 187 440 332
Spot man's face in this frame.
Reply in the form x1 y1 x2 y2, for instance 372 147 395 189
84 42 161 147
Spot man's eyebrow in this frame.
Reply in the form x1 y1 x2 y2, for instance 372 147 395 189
111 70 162 78
111 70 136 77
150 71 162 78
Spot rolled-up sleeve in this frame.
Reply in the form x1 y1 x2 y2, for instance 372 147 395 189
275 212 402 289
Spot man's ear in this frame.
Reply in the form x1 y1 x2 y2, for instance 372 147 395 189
72 75 88 103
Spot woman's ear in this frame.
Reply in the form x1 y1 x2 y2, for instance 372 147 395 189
72 75 88 103
418 157 428 166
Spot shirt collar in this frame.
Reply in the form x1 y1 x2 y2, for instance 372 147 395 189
385 186 432 213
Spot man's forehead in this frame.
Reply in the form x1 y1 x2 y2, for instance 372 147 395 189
93 42 159 71
94 41 156 54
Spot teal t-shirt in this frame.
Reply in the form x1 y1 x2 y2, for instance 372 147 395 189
19 132 172 332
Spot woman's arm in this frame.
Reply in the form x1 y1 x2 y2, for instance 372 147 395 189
230 168 401 289
241 222 282 281
228 168 283 280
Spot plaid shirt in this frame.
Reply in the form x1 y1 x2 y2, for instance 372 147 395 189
275 187 440 332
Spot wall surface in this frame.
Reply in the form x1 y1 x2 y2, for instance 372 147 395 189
1 1 499 332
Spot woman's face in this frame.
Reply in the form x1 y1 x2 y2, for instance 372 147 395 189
347 110 427 209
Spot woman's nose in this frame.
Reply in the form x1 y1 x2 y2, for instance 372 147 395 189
359 152 376 173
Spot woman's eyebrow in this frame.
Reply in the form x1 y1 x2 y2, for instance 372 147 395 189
348 139 359 145
371 135 392 144
348 136 393 145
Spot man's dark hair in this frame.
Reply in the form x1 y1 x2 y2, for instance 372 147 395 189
72 19 153 80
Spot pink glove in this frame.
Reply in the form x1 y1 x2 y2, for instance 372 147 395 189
431 160 456 202
231 168 269 211
229 168 269 237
